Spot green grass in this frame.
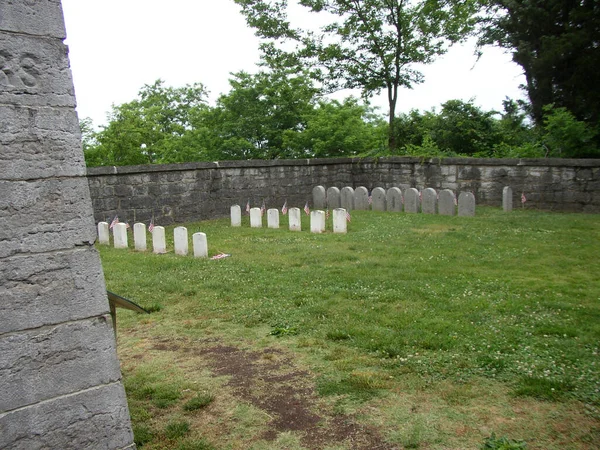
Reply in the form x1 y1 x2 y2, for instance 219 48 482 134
103 207 600 449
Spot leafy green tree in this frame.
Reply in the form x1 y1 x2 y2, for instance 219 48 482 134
234 0 480 152
541 104 598 158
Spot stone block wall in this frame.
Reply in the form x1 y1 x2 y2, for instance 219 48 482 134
87 157 600 225
0 1 135 448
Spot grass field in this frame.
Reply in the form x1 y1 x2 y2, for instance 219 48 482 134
101 207 600 449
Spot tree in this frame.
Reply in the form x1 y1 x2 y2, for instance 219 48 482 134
479 0 600 138
234 0 480 152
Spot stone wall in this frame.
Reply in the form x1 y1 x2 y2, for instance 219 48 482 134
87 157 600 225
0 1 135 449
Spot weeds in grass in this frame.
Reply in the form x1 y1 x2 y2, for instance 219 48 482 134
480 433 527 449
183 393 214 411
165 420 190 440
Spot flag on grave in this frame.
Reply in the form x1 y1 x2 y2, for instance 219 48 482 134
110 216 119 229
304 202 310 216
521 192 527 204
261 199 266 216
148 218 155 233
282 200 288 215
246 200 250 214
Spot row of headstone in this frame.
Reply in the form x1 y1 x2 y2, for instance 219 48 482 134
97 222 209 257
312 186 475 216
230 205 349 234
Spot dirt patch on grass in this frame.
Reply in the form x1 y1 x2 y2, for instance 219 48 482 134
152 337 396 449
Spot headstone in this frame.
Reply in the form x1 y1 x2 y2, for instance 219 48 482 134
327 187 341 209
133 223 147 251
288 207 301 231
386 187 403 212
371 187 386 211
250 207 262 228
503 186 513 212
230 205 242 227
421 188 437 214
152 226 167 254
458 192 476 217
0 3 135 447
113 223 128 249
312 186 326 209
193 232 208 258
310 210 326 233
438 189 457 216
333 209 348 233
97 222 110 245
354 186 369 210
341 186 355 211
267 208 280 229
404 188 420 213
174 226 189 256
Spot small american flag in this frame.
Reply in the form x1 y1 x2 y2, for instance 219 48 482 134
368 195 373 205
148 218 154 233
346 210 351 222
282 200 288 215
260 199 266 216
325 209 330 219
246 200 250 214
125 222 130 230
419 191 422 201
211 252 231 260
521 192 527 204
109 216 119 229
304 201 310 216
454 195 458 206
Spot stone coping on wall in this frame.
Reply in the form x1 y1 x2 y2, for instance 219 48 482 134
86 156 600 177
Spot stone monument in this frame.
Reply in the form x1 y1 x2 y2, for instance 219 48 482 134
0 2 135 448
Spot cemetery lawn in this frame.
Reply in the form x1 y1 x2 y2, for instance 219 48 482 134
100 207 600 450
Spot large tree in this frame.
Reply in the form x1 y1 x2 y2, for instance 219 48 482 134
234 0 479 152
479 0 600 136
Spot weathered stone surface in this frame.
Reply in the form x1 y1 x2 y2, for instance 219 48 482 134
354 186 369 210
267 208 279 229
438 189 457 216
421 188 437 214
0 177 97 258
371 187 386 211
152 226 166 253
289 207 301 231
326 187 341 209
0 33 75 108
97 222 109 245
341 186 354 211
333 208 348 234
503 186 513 212
0 316 121 412
0 382 135 450
404 188 420 213
230 205 241 227
113 223 128 249
0 248 109 334
133 223 146 251
193 232 208 258
312 186 326 209
174 226 188 255
0 0 66 38
250 207 262 228
310 210 325 233
458 192 476 216
386 187 403 212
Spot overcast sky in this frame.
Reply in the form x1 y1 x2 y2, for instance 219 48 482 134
61 0 526 128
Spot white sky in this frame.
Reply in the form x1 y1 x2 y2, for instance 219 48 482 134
61 0 527 128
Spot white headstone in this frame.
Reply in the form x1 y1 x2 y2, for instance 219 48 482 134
371 187 386 211
333 208 348 234
327 187 341 209
250 207 262 228
193 232 208 258
113 223 128 249
386 187 403 212
503 186 513 212
97 222 109 245
152 226 167 254
438 189 457 216
231 205 242 227
421 188 437 214
310 210 326 233
267 208 280 229
404 188 420 213
133 223 147 251
341 186 355 210
313 186 327 209
289 207 302 231
174 226 189 256
458 192 476 217
354 186 370 210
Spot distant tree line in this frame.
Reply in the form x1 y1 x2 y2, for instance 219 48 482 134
82 0 599 166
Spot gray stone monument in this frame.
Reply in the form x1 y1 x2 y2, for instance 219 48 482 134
312 185 326 209
153 226 167 253
341 186 355 211
193 232 208 258
230 204 242 227
134 222 147 251
113 223 128 249
438 189 457 216
386 187 403 212
310 210 326 233
503 186 513 212
0 2 135 448
98 221 110 245
267 208 280 229
371 187 386 211
421 188 437 214
354 186 370 210
288 207 301 231
174 226 189 256
458 192 476 217
327 187 341 209
333 208 348 233
404 188 420 213
250 207 262 228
